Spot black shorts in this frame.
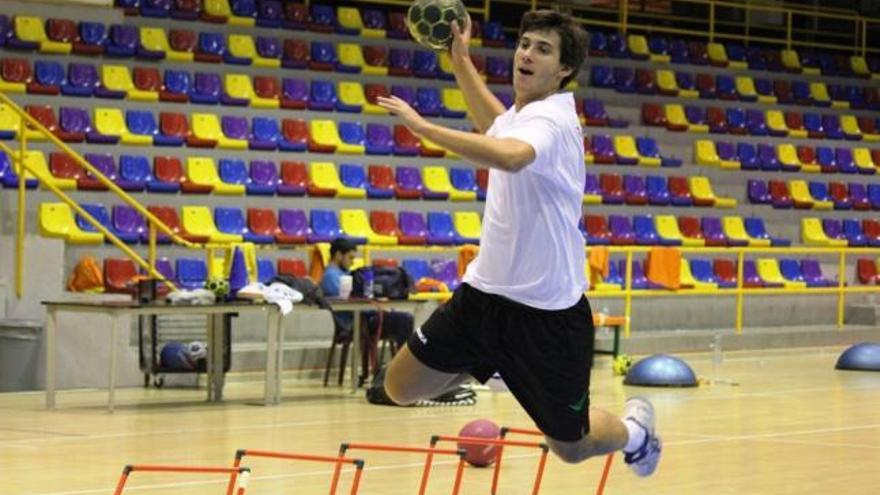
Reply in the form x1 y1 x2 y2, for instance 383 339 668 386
408 283 595 442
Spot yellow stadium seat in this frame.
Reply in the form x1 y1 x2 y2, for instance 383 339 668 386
841 115 863 140
421 137 448 157
205 0 253 26
442 88 468 117
850 56 871 77
340 6 383 37
423 166 454 198
94 108 152 146
227 34 277 67
311 120 363 154
101 65 158 101
39 202 103 244
338 81 366 112
801 218 846 247
308 162 338 197
141 27 193 62
583 193 602 205
225 73 278 109
183 206 242 243
656 215 703 247
781 49 803 73
139 27 192 62
681 259 717 289
707 42 729 66
809 82 838 108
789 180 825 209
776 144 805 172
735 76 758 100
454 212 482 242
694 139 738 168
21 151 73 190
690 176 736 208
664 104 690 131
338 43 369 74
627 35 651 60
340 209 397 245
191 113 247 149
757 258 806 289
310 162 364 198
655 70 679 96
765 110 789 137
612 135 639 163
853 148 876 174
438 52 457 80
15 16 70 54
721 216 768 246
186 157 244 195
0 104 21 138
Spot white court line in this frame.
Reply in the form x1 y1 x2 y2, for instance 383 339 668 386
31 452 540 495
5 380 878 447
0 403 532 447
665 423 880 447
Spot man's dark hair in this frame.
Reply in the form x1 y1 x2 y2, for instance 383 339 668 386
330 237 357 257
519 10 588 89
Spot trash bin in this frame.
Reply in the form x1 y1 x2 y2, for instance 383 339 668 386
0 319 43 392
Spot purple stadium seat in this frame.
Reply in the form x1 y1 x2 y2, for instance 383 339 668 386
395 166 423 199
365 123 392 155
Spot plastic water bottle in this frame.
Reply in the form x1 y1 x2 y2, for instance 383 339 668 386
711 333 723 366
363 268 374 299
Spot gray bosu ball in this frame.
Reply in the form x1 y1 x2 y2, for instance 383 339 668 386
624 354 698 387
835 342 880 371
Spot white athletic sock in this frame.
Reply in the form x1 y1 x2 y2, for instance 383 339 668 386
622 417 647 454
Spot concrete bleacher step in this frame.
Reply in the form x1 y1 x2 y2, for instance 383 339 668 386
844 302 880 325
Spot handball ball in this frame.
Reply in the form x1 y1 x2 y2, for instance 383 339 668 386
406 0 469 50
612 354 634 376
457 419 501 467
205 277 230 298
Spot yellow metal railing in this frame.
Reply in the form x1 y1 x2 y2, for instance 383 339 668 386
364 244 880 336
0 92 226 297
489 0 878 56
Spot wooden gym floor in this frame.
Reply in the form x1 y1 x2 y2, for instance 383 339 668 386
1 346 878 495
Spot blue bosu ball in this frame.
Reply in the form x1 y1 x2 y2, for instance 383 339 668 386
835 342 880 371
624 354 698 387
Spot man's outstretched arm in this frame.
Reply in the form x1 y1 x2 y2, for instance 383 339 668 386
449 17 506 134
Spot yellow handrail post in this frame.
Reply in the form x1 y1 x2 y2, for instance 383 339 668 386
786 10 793 50
15 114 27 299
735 250 745 333
483 0 490 21
837 250 846 329
531 0 536 11
620 0 628 33
861 19 867 56
709 1 715 42
363 245 372 266
148 223 158 277
623 250 633 338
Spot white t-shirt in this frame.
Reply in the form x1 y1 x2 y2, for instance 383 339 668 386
462 92 587 310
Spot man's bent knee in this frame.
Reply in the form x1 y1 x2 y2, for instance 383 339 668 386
546 436 606 464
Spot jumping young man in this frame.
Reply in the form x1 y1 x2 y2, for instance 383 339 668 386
377 10 661 475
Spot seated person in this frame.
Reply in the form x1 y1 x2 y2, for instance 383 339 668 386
320 238 413 379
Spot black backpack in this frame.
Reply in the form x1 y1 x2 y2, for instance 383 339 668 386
351 266 414 300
